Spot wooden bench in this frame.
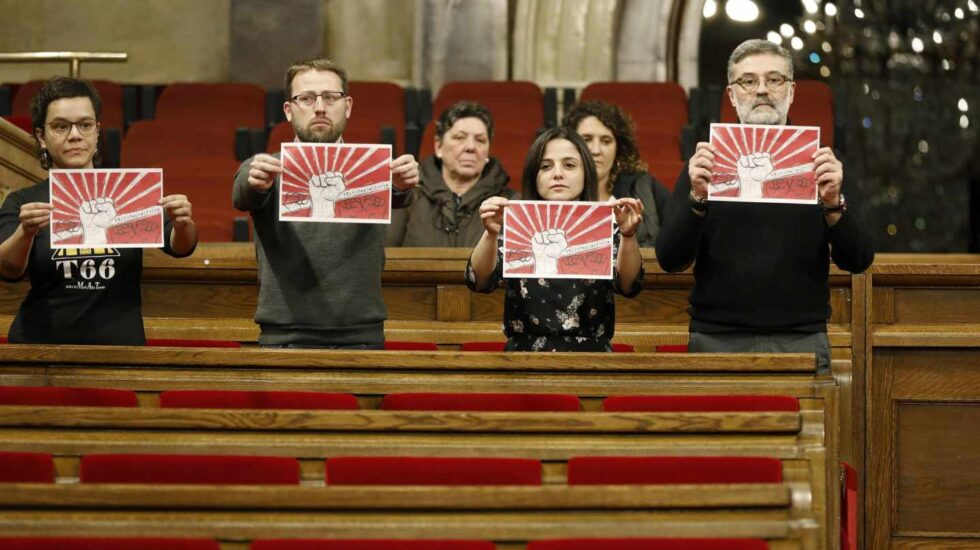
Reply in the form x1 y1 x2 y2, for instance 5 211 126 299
0 483 814 549
0 346 838 549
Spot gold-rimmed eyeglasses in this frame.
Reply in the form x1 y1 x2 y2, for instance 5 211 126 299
289 91 347 108
45 119 99 137
729 74 793 93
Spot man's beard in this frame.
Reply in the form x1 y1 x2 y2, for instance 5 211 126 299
737 96 789 125
294 118 345 143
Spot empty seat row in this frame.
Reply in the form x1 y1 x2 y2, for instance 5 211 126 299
0 538 772 550
0 451 783 486
0 385 800 412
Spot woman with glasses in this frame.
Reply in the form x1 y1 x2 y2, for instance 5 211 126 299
563 100 670 248
0 76 198 344
387 101 516 247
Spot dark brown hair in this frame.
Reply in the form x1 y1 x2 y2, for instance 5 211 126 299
29 77 103 170
284 57 349 99
521 126 598 202
435 101 494 141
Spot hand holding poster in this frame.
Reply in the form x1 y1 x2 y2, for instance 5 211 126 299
503 200 614 279
279 143 392 223
708 123 820 204
50 169 164 248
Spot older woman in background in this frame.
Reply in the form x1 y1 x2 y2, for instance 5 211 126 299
564 100 670 248
387 101 515 247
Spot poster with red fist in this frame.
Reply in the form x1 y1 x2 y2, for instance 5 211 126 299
708 123 820 204
502 200 614 280
49 169 164 248
279 143 392 223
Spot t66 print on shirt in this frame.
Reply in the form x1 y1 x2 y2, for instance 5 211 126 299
49 169 165 248
279 143 392 223
503 200 614 280
51 247 121 291
708 123 820 204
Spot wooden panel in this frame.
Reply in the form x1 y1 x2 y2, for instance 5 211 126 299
867 347 980 550
0 117 48 204
896 402 980 534
891 288 980 325
436 285 471 321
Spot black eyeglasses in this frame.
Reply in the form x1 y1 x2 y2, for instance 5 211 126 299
289 91 347 108
729 74 793 92
45 119 99 137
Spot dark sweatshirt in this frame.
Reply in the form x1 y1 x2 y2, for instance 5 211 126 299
655 162 874 332
233 153 408 346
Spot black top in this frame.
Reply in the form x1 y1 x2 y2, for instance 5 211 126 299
655 162 874 333
0 180 186 345
611 170 671 248
465 230 644 351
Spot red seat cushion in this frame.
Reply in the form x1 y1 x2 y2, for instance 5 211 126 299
0 386 138 407
80 454 300 484
2 115 32 133
0 538 220 550
654 344 688 353
459 341 505 352
383 341 439 351
602 395 799 412
325 457 541 485
528 539 769 550
0 452 55 482
156 83 266 128
567 456 783 484
146 339 242 348
160 390 358 410
381 393 580 412
252 541 495 550
610 343 634 352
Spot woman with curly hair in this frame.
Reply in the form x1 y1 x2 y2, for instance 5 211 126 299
563 100 670 247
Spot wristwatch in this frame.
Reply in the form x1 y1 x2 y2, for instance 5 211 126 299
819 193 846 213
688 190 708 213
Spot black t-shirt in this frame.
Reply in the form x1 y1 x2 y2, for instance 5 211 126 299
0 180 182 345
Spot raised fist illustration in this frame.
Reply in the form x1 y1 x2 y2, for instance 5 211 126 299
308 170 346 219
531 228 568 275
736 152 773 199
79 197 117 245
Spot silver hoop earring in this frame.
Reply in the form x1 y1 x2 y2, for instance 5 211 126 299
41 148 50 165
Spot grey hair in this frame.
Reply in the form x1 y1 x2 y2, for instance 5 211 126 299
727 39 794 83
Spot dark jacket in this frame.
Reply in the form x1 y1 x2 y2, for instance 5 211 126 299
655 160 875 332
387 155 516 247
611 170 671 248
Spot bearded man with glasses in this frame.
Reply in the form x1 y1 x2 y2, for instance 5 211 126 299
655 39 874 372
233 57 419 349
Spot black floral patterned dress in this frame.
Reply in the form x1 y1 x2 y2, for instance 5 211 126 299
465 229 644 351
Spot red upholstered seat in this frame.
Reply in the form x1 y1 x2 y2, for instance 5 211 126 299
156 83 266 128
645 160 685 192
459 341 505 352
434 81 544 133
720 79 834 147
381 392 581 412
0 386 138 407
346 81 407 155
266 120 295 153
122 119 240 167
0 538 220 550
567 456 783 485
383 341 439 351
527 538 770 550
602 395 799 412
654 344 688 352
13 79 125 130
160 390 358 410
80 454 301 484
0 452 55 482
154 157 244 242
252 541 495 550
325 457 541 485
146 338 242 348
